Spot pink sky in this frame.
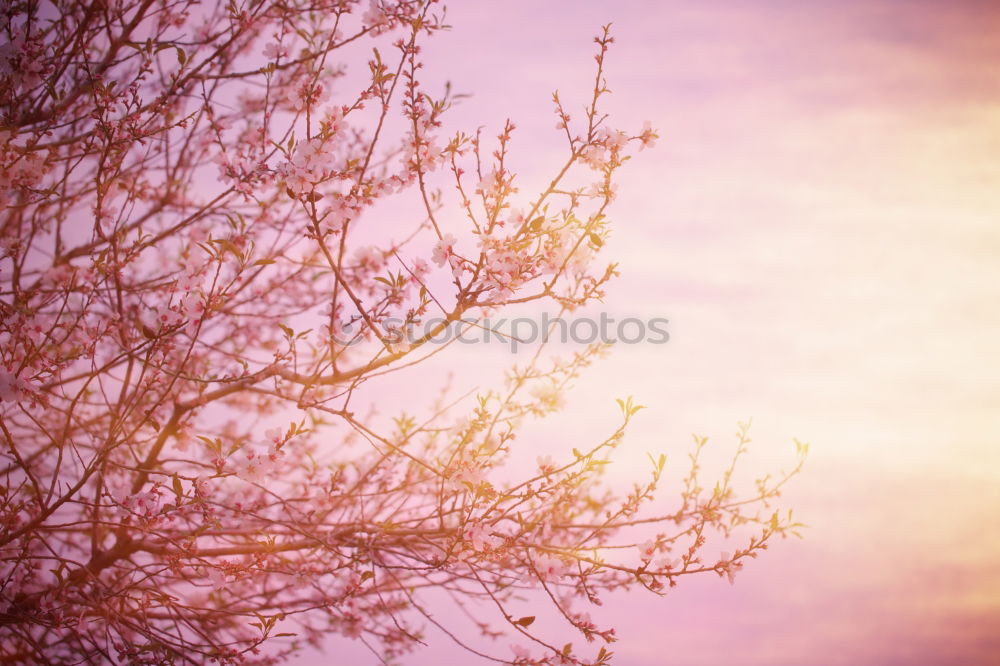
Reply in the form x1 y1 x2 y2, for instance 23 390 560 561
291 1 1000 663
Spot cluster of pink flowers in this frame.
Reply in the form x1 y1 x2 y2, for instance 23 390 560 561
431 232 462 277
277 134 342 198
462 521 501 553
120 485 164 519
716 552 745 586
0 131 47 207
0 367 33 403
0 26 49 95
580 127 629 170
534 552 572 582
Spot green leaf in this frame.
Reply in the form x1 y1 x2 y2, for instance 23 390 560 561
172 473 183 501
216 238 242 260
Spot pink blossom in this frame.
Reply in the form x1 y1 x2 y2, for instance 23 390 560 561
319 197 352 235
718 552 744 585
180 291 205 318
262 42 288 60
506 207 526 227
409 257 430 281
572 610 596 632
534 553 570 581
639 120 658 150
361 1 388 29
22 315 52 345
354 245 385 272
407 133 444 170
42 263 74 287
510 644 531 662
236 449 277 483
530 383 565 412
122 487 163 518
383 322 412 354
580 143 608 170
452 462 486 489
653 555 681 572
596 126 628 151
587 181 618 201
475 170 500 197
193 477 212 500
431 233 458 267
288 81 330 112
463 522 498 552
0 369 30 402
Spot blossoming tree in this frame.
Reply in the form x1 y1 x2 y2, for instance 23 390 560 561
0 1 804 663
